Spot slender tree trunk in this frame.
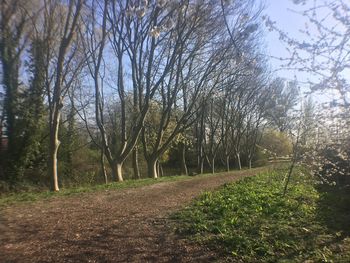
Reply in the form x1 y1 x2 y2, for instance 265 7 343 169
200 158 204 174
197 155 204 174
180 144 188 175
48 148 59 192
112 162 123 182
132 147 140 179
49 116 60 192
226 155 230 172
156 160 160 178
236 152 242 170
283 160 295 196
100 148 108 184
159 162 163 177
197 142 205 174
197 110 205 174
212 157 215 174
197 152 204 174
147 158 158 179
156 160 164 178
248 152 252 169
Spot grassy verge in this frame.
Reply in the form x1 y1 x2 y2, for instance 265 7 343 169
0 167 265 208
173 167 350 262
0 175 194 208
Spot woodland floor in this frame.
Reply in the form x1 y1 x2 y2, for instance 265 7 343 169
0 167 267 263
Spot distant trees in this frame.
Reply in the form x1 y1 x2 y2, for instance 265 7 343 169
260 129 292 157
265 78 298 132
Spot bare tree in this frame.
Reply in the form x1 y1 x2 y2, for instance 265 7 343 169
139 1 237 178
44 0 84 191
265 78 299 132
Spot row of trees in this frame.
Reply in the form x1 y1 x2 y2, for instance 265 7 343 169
0 0 298 191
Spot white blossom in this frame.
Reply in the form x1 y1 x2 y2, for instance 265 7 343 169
149 26 161 38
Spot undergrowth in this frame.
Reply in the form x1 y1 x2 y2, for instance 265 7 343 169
174 167 350 262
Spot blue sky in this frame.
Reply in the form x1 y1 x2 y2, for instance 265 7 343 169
262 0 339 103
263 0 310 81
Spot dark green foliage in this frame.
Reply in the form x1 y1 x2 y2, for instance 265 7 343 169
17 39 48 174
6 38 49 183
174 168 350 262
0 21 21 181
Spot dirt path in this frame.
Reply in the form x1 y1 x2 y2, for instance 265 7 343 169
0 168 266 263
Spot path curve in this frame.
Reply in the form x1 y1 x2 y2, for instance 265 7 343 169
0 168 266 262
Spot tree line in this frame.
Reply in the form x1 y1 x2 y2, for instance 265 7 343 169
0 0 299 191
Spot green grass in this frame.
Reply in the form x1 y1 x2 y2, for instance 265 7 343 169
173 167 350 262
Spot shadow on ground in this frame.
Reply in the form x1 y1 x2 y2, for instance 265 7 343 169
316 184 350 235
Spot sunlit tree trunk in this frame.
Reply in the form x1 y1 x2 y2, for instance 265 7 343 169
111 162 123 182
236 152 242 170
156 160 163 178
147 158 158 179
132 147 140 179
226 155 230 172
49 108 61 191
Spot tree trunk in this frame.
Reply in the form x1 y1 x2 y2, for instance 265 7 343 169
156 161 160 178
197 157 204 174
49 118 60 192
100 149 108 184
132 147 140 179
197 154 204 174
283 160 295 196
159 162 163 177
200 158 204 174
112 162 124 182
147 158 158 179
226 155 230 172
156 161 163 177
211 157 215 174
236 152 242 170
180 144 188 175
248 155 252 169
197 141 204 174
